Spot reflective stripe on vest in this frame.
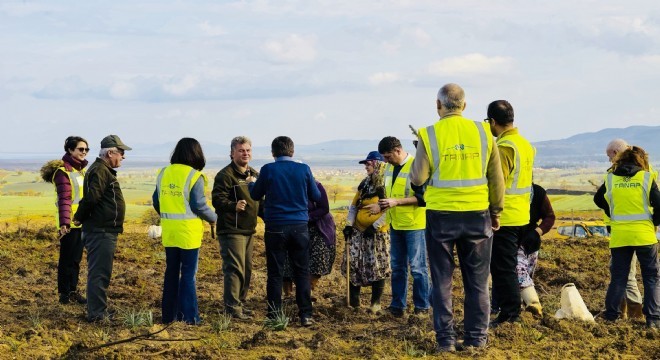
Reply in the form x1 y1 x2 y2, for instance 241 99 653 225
384 158 426 230
605 171 652 221
498 140 531 195
53 167 85 228
418 116 492 211
424 120 488 187
156 166 200 220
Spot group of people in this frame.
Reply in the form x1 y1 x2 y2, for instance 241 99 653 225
44 82 660 354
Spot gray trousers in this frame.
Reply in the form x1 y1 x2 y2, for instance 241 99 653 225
218 233 254 313
83 232 118 320
426 210 493 348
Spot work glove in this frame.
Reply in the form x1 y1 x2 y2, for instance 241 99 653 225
342 225 353 239
363 225 376 238
521 229 541 255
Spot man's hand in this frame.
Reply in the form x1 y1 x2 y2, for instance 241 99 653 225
362 203 381 215
59 225 70 237
378 198 398 210
491 215 500 231
235 200 248 212
72 219 81 227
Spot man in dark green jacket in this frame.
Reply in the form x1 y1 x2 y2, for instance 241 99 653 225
73 134 131 322
212 136 260 319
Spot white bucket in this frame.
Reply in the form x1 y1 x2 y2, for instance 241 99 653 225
554 283 595 322
147 225 162 239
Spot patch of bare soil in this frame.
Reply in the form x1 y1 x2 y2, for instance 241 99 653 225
0 218 659 359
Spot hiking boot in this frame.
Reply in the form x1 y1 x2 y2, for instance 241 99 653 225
68 291 87 304
489 315 521 328
627 301 643 320
525 303 543 318
434 344 456 353
301 317 314 327
58 293 70 305
456 341 487 351
647 319 660 329
229 311 252 320
388 307 404 318
414 308 430 315
242 307 254 316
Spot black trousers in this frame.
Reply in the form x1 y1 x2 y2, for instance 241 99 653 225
58 228 84 295
264 223 312 319
491 226 524 319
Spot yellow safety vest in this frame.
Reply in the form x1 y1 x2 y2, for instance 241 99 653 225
384 157 425 230
603 165 657 225
157 164 207 249
53 167 85 228
418 115 493 211
605 171 657 248
497 132 535 226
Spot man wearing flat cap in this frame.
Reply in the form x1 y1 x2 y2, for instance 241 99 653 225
73 134 132 322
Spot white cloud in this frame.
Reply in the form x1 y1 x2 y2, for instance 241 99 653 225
263 34 317 63
198 21 226 36
110 81 137 100
407 27 432 47
163 75 199 96
427 53 515 76
369 72 401 85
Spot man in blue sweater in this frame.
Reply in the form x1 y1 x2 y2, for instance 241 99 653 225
250 136 321 327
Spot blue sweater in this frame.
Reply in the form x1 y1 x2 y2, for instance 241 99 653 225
249 156 321 225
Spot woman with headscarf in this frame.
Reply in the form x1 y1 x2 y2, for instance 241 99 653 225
341 151 391 313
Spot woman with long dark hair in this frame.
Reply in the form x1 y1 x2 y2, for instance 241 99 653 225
153 137 217 324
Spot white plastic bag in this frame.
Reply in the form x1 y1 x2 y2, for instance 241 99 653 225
147 225 162 239
554 283 595 322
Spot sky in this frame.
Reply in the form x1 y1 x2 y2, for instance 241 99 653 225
2 0 660 154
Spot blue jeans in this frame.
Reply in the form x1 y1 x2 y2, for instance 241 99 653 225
604 244 660 322
264 223 313 319
389 229 431 311
162 247 200 324
426 210 492 348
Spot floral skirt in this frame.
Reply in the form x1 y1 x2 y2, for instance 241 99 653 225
283 224 336 278
516 246 538 289
340 230 391 286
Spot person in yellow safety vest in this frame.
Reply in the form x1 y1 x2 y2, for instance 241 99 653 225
410 83 505 353
367 136 430 317
593 146 660 329
152 138 217 325
40 136 90 305
486 100 535 327
604 138 651 319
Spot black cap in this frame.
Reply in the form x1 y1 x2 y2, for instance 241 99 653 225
100 135 132 150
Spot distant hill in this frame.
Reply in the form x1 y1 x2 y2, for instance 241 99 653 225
533 125 660 167
2 126 659 169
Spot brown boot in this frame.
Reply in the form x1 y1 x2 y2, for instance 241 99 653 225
619 298 628 320
626 300 643 320
310 276 320 302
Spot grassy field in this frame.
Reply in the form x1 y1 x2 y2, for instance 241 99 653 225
0 211 659 359
0 166 607 222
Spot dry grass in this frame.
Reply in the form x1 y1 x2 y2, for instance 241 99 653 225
0 212 659 359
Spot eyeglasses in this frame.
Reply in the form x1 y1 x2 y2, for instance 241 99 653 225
483 118 492 123
76 147 90 153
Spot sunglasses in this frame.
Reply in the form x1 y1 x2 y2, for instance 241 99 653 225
76 147 90 153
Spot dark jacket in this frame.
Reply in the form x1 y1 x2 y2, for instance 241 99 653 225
249 156 321 225
73 157 126 233
594 164 660 226
212 162 260 235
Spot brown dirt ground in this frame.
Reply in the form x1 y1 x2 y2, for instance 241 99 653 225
0 213 659 359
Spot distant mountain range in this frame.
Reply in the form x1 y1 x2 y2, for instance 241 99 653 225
1 125 659 169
